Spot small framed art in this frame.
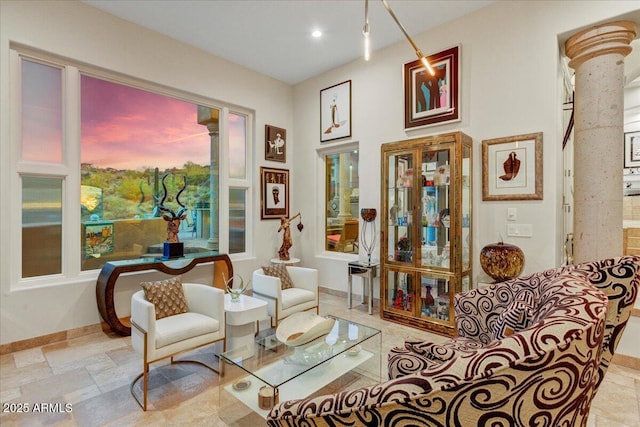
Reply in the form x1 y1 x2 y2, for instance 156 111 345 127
404 45 459 130
320 80 351 142
624 131 640 168
482 132 543 201
260 167 289 219
265 125 286 162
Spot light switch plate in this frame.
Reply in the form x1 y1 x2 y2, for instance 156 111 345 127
507 223 532 237
507 208 517 221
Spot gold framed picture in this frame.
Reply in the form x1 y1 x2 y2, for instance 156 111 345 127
482 132 543 201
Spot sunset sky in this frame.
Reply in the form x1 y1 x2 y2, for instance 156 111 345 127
22 58 245 174
81 75 211 170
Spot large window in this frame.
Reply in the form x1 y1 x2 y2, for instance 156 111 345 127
325 150 359 253
15 50 252 282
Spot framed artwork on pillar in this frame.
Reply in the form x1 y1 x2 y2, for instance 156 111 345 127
482 132 543 201
260 167 289 220
624 131 640 168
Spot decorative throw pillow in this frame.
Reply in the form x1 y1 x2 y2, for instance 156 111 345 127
492 290 536 340
140 276 189 320
262 263 294 290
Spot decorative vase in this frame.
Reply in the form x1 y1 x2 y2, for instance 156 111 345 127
360 208 377 264
223 273 249 302
479 241 525 282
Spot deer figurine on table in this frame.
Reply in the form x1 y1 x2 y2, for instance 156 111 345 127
156 174 187 257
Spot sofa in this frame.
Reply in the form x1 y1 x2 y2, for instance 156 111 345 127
266 256 639 426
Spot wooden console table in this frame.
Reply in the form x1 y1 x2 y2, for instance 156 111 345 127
96 251 233 336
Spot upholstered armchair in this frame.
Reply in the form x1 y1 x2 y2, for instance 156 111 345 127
267 263 613 426
130 279 225 410
252 265 318 327
389 255 639 387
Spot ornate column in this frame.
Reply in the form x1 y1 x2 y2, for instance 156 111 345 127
565 21 636 263
197 107 220 250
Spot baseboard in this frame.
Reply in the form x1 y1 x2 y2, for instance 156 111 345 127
0 320 118 356
612 352 640 370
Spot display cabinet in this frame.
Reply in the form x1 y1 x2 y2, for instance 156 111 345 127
380 132 472 335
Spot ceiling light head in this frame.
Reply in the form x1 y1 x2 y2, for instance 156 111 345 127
311 30 322 38
416 49 435 76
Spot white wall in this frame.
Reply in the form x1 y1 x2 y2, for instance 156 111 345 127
291 1 640 358
292 0 639 286
0 0 292 345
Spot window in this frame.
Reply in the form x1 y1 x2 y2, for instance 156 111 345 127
22 176 63 278
80 75 216 270
13 49 252 283
325 150 359 253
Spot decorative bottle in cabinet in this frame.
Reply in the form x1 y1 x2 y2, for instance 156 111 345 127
380 132 472 336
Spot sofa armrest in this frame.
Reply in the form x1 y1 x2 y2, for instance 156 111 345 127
267 374 435 424
130 290 156 354
252 269 282 299
287 266 318 294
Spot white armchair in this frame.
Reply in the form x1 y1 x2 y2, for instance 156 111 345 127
130 282 225 410
252 266 318 327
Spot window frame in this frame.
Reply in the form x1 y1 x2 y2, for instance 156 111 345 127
315 140 360 259
9 46 254 289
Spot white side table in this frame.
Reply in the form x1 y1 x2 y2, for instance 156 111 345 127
270 257 301 266
224 294 268 357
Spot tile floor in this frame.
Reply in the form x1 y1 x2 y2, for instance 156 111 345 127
1 291 639 426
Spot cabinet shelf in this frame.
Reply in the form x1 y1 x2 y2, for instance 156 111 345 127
380 132 472 336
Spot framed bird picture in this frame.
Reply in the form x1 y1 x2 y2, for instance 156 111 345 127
482 132 543 201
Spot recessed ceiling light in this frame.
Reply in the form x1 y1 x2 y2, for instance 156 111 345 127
311 30 322 38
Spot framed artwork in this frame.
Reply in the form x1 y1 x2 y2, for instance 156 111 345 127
404 45 460 130
320 80 351 142
482 132 543 201
265 124 286 162
260 167 289 219
83 221 114 259
624 131 640 168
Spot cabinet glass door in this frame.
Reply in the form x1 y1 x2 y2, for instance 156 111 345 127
419 273 450 321
387 270 414 314
462 145 471 271
419 148 450 270
387 152 414 264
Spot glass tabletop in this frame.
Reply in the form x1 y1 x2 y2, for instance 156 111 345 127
220 315 381 389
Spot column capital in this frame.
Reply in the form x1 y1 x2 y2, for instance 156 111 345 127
565 20 636 69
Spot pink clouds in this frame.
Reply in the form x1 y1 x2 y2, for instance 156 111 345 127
81 76 210 170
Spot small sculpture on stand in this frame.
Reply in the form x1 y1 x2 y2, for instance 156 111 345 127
360 208 377 264
278 212 303 261
156 174 187 259
223 272 249 302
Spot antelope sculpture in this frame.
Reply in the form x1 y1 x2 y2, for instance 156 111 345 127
156 174 187 243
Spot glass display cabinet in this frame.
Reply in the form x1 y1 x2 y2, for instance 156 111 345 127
380 132 472 335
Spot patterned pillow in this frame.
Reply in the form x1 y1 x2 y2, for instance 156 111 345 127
140 276 189 320
262 264 294 290
492 290 536 340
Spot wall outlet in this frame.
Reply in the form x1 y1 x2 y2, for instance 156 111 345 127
507 223 533 237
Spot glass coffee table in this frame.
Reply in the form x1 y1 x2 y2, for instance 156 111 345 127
218 315 381 424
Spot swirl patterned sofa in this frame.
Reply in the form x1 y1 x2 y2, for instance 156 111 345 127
265 256 639 426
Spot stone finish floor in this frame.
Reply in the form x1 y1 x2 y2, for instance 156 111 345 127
1 291 639 426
